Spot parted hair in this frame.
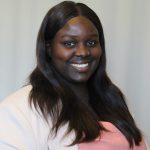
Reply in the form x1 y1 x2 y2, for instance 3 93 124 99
29 1 142 147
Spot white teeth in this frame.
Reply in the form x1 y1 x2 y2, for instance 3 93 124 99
71 63 88 68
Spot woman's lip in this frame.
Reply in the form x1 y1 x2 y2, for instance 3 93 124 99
70 63 89 72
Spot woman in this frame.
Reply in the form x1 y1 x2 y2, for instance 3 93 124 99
0 1 147 150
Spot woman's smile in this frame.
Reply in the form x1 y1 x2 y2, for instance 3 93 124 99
70 62 89 72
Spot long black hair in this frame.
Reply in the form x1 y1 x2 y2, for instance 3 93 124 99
29 1 142 147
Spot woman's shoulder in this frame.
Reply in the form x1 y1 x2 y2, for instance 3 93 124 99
0 84 50 130
0 85 32 106
0 85 50 149
0 85 34 121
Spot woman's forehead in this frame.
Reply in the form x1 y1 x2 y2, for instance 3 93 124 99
55 16 99 38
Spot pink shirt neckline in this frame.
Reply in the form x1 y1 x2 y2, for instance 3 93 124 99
78 121 147 150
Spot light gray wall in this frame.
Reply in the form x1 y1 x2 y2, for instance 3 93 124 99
0 0 150 148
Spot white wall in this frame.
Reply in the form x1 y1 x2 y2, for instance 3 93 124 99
0 0 150 148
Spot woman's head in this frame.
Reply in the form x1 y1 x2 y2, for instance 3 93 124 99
51 16 102 83
36 1 106 82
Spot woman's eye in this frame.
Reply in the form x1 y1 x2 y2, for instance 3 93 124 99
86 40 97 47
63 41 75 48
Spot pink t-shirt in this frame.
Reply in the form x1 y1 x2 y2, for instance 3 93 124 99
78 121 147 150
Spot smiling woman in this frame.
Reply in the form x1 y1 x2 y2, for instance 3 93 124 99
0 1 147 150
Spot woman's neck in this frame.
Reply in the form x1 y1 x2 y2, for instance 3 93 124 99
67 82 89 104
55 70 89 103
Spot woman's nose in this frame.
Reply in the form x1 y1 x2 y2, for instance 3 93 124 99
75 43 90 57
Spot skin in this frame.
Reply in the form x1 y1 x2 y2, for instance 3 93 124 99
50 16 102 101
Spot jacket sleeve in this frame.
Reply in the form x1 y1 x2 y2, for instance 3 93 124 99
0 103 37 150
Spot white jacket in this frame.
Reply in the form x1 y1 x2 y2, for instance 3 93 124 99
0 85 77 150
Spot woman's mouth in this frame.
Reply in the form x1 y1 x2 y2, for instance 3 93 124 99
71 63 89 72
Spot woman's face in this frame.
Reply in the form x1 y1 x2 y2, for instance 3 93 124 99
50 16 102 83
